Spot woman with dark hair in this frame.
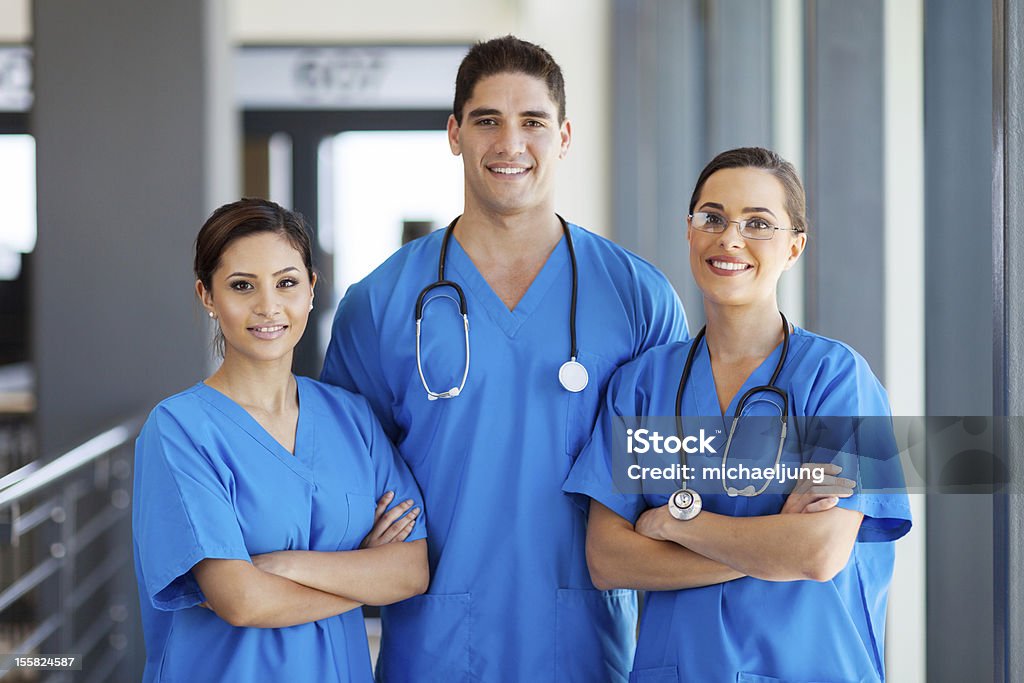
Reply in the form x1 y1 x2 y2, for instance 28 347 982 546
132 198 428 682
564 148 911 682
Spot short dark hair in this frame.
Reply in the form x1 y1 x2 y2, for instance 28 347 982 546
688 147 808 233
453 35 566 124
194 198 315 356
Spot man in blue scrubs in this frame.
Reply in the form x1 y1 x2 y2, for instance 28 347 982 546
322 36 687 682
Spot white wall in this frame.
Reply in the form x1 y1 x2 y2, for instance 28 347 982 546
0 0 30 42
883 0 927 681
772 0 805 328
230 0 517 43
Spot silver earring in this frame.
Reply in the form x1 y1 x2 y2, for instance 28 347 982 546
208 311 216 319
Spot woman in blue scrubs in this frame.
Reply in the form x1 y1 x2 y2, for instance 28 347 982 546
132 198 429 682
564 147 912 683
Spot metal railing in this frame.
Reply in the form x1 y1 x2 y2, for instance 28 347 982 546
0 418 143 682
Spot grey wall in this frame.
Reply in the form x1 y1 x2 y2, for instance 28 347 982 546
612 0 774 330
32 0 236 457
922 1 995 681
803 0 885 375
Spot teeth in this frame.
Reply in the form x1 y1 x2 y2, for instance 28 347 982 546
253 326 284 333
710 260 750 271
491 167 527 175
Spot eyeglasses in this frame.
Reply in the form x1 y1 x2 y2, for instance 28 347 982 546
688 212 803 241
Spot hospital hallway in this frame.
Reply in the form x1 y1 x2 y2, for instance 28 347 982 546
2 0 1024 681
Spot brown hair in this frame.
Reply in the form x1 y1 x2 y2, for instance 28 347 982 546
194 198 314 355
688 147 808 233
194 198 314 290
453 35 566 124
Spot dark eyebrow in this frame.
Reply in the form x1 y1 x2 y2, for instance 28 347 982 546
467 107 501 119
466 108 553 120
696 202 778 220
225 266 299 279
744 206 778 219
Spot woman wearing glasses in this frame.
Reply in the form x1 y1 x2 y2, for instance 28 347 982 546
564 148 911 683
132 199 428 682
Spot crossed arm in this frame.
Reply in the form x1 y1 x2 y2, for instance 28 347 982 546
193 493 428 628
586 464 863 591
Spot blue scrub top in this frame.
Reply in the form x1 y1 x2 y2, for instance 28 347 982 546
322 223 687 682
564 327 912 683
132 377 426 683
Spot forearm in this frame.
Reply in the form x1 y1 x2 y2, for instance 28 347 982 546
588 521 744 591
663 509 862 582
586 500 743 591
257 540 429 605
194 559 361 628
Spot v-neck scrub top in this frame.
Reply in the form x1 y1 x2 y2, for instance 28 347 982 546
563 327 912 683
132 377 427 683
321 223 687 682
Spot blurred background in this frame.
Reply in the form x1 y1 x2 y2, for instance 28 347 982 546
1 0 1022 680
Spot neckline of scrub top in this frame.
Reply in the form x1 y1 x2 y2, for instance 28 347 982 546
690 329 790 427
444 224 571 339
194 377 316 482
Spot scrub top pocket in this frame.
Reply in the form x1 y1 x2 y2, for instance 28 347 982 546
378 592 472 682
736 673 870 683
628 666 679 683
555 588 636 682
565 352 616 458
339 492 375 550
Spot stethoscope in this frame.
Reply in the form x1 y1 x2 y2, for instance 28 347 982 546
668 313 791 520
414 216 589 401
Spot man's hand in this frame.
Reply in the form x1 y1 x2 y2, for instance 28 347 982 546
634 505 675 541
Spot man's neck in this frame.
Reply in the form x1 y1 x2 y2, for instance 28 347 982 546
454 205 563 265
451 204 566 310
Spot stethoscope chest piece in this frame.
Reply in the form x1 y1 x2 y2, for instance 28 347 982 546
668 487 702 521
558 358 589 393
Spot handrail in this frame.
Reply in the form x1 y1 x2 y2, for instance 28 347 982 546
0 414 143 679
0 417 142 510
0 460 40 491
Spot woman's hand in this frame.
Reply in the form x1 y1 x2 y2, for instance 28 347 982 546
634 505 674 541
780 463 856 514
360 491 420 549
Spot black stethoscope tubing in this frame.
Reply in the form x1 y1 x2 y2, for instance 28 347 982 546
414 215 584 398
674 312 791 475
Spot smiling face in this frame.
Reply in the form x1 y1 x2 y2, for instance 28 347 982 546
687 166 806 309
196 232 316 365
447 71 571 219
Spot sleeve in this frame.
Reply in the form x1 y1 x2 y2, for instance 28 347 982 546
563 363 648 525
362 398 427 543
321 281 401 442
131 408 250 611
631 259 689 356
808 351 912 543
